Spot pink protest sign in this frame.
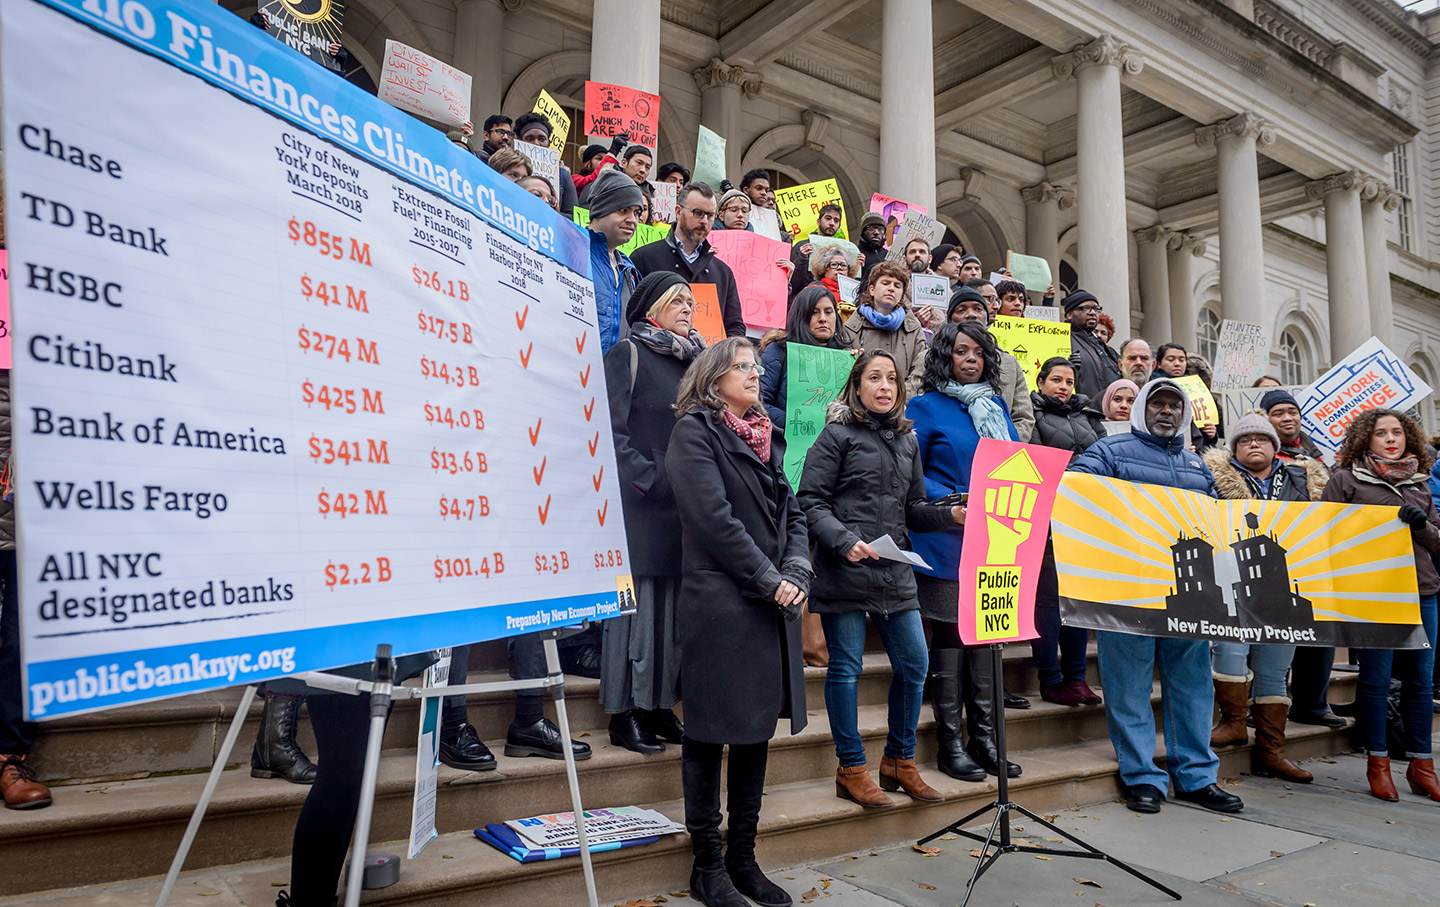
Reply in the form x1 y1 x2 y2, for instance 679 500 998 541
707 230 792 331
0 251 9 368
584 81 660 148
956 440 1071 645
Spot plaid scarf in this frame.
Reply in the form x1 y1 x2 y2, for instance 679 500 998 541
1364 451 1421 485
722 409 772 464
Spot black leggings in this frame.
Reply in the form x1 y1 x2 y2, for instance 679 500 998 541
288 693 388 906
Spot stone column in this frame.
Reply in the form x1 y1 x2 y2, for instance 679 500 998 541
693 59 762 180
1195 112 1275 324
1166 232 1207 352
1054 35 1143 340
1021 182 1074 293
453 0 506 120
591 0 660 94
1360 179 1399 348
879 0 936 210
1307 171 1371 361
1134 226 1171 344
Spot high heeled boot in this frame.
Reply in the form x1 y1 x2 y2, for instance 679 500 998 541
251 692 317 784
1367 755 1399 802
682 741 748 907
928 648 985 782
1405 758 1440 802
964 647 1020 778
725 742 791 907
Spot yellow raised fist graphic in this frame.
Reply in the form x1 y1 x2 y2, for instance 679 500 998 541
983 483 1036 565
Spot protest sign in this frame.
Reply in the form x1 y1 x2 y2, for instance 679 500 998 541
1174 375 1220 428
0 250 9 369
836 275 859 306
689 284 726 347
782 345 854 488
988 316 1071 389
693 125 727 192
532 89 571 154
1024 306 1059 322
6 0 628 719
707 230 792 330
1212 320 1269 391
260 0 345 72
988 271 1008 287
774 178 848 240
648 180 678 223
572 206 591 229
910 274 949 311
1219 384 1305 427
617 222 668 257
869 193 926 247
377 39 470 128
507 806 684 850
1005 251 1051 292
584 81 660 148
884 211 944 262
516 139 560 192
749 206 784 242
1298 336 1432 455
957 441 1071 645
1053 474 1426 648
408 649 450 859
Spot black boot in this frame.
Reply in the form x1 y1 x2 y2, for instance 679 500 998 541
251 692 317 784
929 648 985 782
725 742 790 907
609 710 665 754
964 648 1021 778
645 708 685 744
684 740 748 907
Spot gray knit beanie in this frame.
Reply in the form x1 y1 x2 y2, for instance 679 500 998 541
587 169 646 220
1228 412 1280 453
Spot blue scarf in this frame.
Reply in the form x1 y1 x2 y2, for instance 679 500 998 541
939 381 1012 441
858 303 906 331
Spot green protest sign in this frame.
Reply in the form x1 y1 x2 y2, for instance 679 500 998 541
782 344 854 488
693 125 727 192
572 207 590 228
619 222 668 257
1005 251 1051 292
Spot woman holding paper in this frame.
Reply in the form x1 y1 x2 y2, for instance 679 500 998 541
907 321 1021 781
797 350 965 808
760 284 853 429
667 338 813 907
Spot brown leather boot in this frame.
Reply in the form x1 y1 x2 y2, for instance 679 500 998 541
1250 700 1312 783
879 755 943 802
0 754 52 810
1210 676 1249 748
835 763 893 808
1405 758 1440 802
1367 755 1399 802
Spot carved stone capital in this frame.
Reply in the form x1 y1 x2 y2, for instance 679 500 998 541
1134 225 1170 245
1052 34 1144 80
1163 231 1207 257
1305 169 1364 201
1194 112 1277 149
692 57 763 97
1021 181 1075 209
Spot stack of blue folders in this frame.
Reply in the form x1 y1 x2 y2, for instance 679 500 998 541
474 824 658 863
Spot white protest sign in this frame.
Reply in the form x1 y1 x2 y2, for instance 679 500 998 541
884 211 944 263
1218 384 1305 428
749 206 784 242
1298 337 1433 454
648 180 678 223
1212 320 1269 391
516 139 560 192
377 39 470 128
836 274 859 305
910 274 949 309
6 0 630 720
988 271 1008 286
693 125 727 192
408 648 450 859
1024 306 1060 322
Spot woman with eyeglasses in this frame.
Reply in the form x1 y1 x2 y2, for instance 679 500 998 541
805 243 861 317
760 285 852 430
518 175 558 210
667 338 812 907
716 188 753 232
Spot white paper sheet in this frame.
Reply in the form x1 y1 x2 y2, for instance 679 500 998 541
868 534 931 569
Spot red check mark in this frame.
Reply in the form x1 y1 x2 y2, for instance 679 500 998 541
579 365 591 387
583 397 596 422
533 456 547 486
592 467 604 492
515 305 529 330
597 500 608 526
528 418 542 446
537 494 552 525
519 343 533 368
575 332 587 354
587 432 599 456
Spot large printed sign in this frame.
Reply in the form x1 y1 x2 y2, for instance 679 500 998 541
583 81 660 149
6 0 627 719
260 0 345 73
988 316 1071 390
1053 474 1426 648
377 39 470 128
1298 337 1432 455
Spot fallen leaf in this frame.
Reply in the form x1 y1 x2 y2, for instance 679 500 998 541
1073 878 1102 889
1270 850 1284 858
913 844 941 856
1035 855 1054 861
802 889 819 899
1041 814 1058 822
941 834 958 840
1387 820 1397 825
199 894 221 898
820 880 831 890
1044 837 1063 843
1220 818 1232 822
441 855 453 860
917 882 937 890
970 849 984 858
848 855 860 861
843 873 856 878
670 894 688 899
1014 825 1024 831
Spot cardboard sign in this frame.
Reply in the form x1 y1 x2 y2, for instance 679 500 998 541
836 274 859 305
988 316 1072 390
1218 384 1305 427
532 89 571 154
1298 337 1433 454
572 206 591 229
884 211 945 263
693 125 727 192
869 193 927 247
707 230 792 331
910 274 949 309
584 81 660 148
617 222 669 257
260 0 345 72
1005 251 1051 293
648 180 678 223
1174 375 1219 428
689 283 726 347
957 441 1072 645
1024 306 1060 322
783 344 855 488
408 648 450 858
515 140 560 192
774 178 847 240
749 206 784 242
1212 320 1269 391
377 39 470 128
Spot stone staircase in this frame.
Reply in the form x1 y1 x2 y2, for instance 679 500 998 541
0 640 1377 906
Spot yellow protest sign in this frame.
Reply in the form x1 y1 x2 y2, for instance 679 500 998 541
533 89 570 154
773 178 847 240
1173 375 1219 428
987 315 1071 391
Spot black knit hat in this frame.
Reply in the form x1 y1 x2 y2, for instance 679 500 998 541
930 243 956 272
582 144 609 164
1260 389 1300 412
946 286 987 321
1062 289 1098 313
626 271 687 325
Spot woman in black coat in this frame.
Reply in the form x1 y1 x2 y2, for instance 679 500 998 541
797 350 964 809
1027 357 1105 707
600 271 705 754
666 337 813 907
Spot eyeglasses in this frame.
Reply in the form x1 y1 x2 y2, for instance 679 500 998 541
1074 304 1103 314
721 205 751 216
980 293 998 303
1236 436 1273 447
732 361 766 376
681 206 717 221
488 128 514 138
826 261 848 270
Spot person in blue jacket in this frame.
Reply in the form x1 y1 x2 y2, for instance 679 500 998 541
1067 378 1244 816
760 284 852 430
585 170 644 353
907 321 1019 782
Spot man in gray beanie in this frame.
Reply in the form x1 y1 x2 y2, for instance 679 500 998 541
586 169 645 353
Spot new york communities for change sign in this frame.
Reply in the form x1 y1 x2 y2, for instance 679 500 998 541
1297 337 1432 455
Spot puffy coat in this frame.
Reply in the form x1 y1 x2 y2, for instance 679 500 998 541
628 228 746 339
1322 464 1440 596
797 402 954 615
997 350 1036 443
589 230 639 353
1029 391 1104 457
1068 379 1216 497
1203 448 1327 504
844 309 927 398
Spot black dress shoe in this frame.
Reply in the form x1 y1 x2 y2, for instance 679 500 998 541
609 710 665 754
505 718 592 760
644 708 685 744
1125 783 1165 814
1003 692 1031 709
1292 706 1348 726
438 723 496 772
1175 783 1244 813
560 644 603 679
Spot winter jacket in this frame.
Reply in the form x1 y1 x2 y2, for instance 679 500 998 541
843 309 927 398
1203 448 1327 504
628 228 746 339
557 166 578 219
797 403 955 615
906 389 1018 583
1068 378 1217 497
1070 328 1122 402
1322 465 1440 596
760 341 788 428
572 156 618 194
589 230 640 354
997 351 1036 443
666 409 811 743
1030 391 1104 458
857 237 887 283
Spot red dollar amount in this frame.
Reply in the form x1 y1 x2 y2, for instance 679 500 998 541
433 553 503 581
298 326 379 365
420 357 480 387
430 448 488 475
439 495 490 521
417 311 474 344
412 266 469 300
534 551 570 574
325 557 392 588
301 274 369 312
309 435 390 466
595 549 624 569
289 218 372 265
302 380 384 415
423 403 484 431
317 488 388 518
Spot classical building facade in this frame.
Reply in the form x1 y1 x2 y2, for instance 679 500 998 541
232 0 1440 426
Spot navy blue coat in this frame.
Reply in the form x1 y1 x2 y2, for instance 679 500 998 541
1067 379 1217 497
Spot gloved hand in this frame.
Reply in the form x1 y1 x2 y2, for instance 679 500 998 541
607 133 628 156
1398 502 1428 530
1068 351 1083 374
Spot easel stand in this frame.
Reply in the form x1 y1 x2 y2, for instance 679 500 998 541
916 643 1181 907
155 628 600 907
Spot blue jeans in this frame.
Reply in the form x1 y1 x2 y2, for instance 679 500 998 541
1032 553 1088 688
1097 630 1219 795
1211 642 1295 700
1356 593 1438 758
821 609 928 766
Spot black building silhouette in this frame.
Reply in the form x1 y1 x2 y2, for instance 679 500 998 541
1229 512 1312 624
1165 532 1228 622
